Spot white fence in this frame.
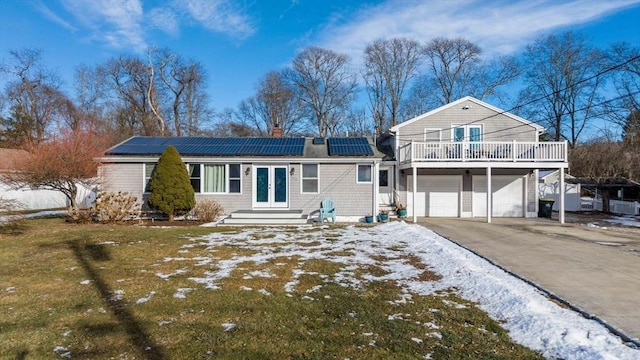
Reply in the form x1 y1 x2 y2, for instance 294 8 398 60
593 199 640 216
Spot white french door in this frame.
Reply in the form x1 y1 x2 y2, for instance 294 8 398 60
253 165 288 208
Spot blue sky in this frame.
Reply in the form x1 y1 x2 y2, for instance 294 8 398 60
1 0 639 114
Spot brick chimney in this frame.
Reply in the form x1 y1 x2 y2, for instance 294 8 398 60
272 123 282 137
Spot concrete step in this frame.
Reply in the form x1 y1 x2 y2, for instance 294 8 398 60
230 210 304 219
222 217 310 226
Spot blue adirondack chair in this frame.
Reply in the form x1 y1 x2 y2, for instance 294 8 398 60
319 199 336 223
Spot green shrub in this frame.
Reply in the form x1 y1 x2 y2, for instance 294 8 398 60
189 199 224 222
91 191 140 223
147 146 195 221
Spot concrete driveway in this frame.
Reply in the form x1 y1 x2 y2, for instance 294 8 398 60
417 217 640 345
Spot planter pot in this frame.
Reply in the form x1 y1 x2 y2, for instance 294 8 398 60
377 213 389 223
365 215 374 223
397 209 407 218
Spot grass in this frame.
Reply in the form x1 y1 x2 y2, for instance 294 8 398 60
0 218 544 359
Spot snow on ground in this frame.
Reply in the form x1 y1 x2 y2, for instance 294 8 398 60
166 222 639 359
604 216 640 228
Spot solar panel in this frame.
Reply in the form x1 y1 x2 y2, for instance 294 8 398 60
327 137 374 156
106 137 306 156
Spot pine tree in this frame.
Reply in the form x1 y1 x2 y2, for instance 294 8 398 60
147 146 195 221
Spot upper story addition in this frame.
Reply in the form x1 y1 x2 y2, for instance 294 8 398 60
389 96 568 170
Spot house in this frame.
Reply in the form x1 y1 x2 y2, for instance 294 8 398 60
0 148 95 210
387 96 569 223
97 96 569 224
539 170 584 212
97 136 384 222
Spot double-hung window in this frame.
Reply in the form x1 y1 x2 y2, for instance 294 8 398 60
357 164 372 183
301 164 319 193
144 163 155 192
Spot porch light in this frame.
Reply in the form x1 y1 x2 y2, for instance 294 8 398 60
245 167 250 176
290 167 295 176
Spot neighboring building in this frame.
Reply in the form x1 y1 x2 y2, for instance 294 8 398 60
388 96 568 223
539 170 582 212
97 96 570 223
97 136 384 221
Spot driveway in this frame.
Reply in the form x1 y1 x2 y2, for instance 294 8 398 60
417 216 640 345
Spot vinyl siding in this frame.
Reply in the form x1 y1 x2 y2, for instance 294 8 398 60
397 99 538 144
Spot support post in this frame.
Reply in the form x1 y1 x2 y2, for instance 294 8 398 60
559 168 565 224
412 166 417 223
486 166 492 223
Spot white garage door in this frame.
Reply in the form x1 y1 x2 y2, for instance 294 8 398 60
408 175 460 217
473 175 524 217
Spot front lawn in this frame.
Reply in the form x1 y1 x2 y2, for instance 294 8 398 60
1 218 544 359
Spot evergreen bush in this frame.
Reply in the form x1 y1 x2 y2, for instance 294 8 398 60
147 146 195 220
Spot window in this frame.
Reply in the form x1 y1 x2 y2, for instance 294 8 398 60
229 164 241 193
301 164 319 193
144 163 155 192
357 164 372 183
188 163 242 194
424 128 442 142
452 125 482 142
379 169 389 187
189 164 202 193
203 164 225 193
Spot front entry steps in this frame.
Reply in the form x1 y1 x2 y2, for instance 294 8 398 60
222 210 310 226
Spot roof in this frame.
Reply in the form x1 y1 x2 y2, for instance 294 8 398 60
0 148 29 172
389 96 545 133
104 136 381 159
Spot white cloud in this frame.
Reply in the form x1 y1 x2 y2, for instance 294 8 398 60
175 0 255 40
32 0 77 32
60 0 146 51
148 7 179 36
315 0 640 62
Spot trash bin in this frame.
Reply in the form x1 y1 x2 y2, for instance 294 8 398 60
538 198 555 218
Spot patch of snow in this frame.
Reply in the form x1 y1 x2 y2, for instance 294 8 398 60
158 318 176 326
109 290 124 302
595 242 623 247
222 322 236 332
258 288 272 296
411 337 423 343
427 332 443 339
173 288 193 299
586 223 608 230
6 286 16 293
80 279 92 285
605 216 640 228
136 291 156 304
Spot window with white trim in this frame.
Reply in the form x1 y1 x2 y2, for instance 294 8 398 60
188 163 242 194
357 164 372 183
144 163 155 192
301 164 319 193
424 128 442 142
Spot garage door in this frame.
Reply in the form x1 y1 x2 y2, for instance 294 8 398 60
473 175 523 217
408 175 460 217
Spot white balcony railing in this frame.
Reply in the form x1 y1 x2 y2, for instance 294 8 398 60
398 141 567 163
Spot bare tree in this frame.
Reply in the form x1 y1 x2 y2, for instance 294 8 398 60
208 108 257 137
237 71 307 136
519 32 607 147
604 42 640 133
3 130 110 218
0 49 70 144
285 47 358 137
153 48 209 136
99 55 162 136
363 38 424 133
407 38 520 115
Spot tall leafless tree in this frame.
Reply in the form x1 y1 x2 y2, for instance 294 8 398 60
237 71 307 136
406 37 519 117
285 47 358 137
363 38 424 134
519 32 607 147
0 49 70 144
